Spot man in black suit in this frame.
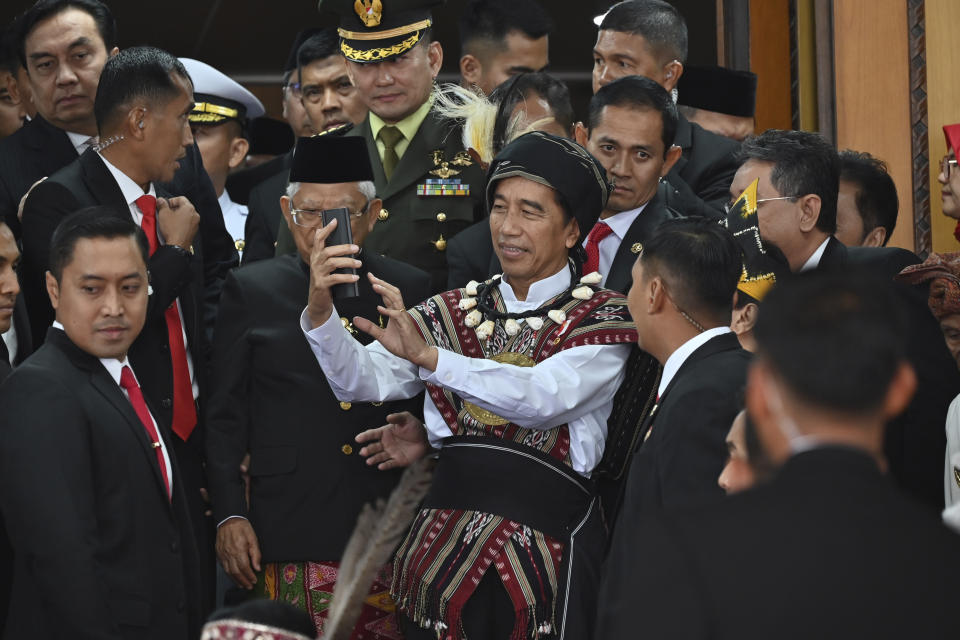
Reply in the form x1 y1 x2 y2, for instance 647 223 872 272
729 129 960 510
608 218 749 524
208 131 430 632
596 271 960 639
0 0 236 332
19 46 217 607
242 28 367 265
0 209 202 639
592 0 739 219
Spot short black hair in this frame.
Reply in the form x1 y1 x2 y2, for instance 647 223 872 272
1 23 20 76
640 218 743 325
459 0 553 59
754 270 908 413
489 72 574 152
839 149 898 246
17 0 117 69
48 206 149 282
94 46 191 134
587 75 678 156
737 129 840 235
296 27 340 71
599 0 688 65
206 600 317 639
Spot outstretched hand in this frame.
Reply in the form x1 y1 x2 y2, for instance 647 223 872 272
356 411 431 470
353 273 438 371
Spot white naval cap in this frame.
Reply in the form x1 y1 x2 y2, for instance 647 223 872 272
179 57 266 124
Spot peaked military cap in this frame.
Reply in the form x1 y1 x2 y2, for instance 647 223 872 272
319 0 444 63
180 58 265 125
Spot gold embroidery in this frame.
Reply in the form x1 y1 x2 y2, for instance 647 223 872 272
340 32 422 62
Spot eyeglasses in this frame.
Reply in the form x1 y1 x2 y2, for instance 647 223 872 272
723 196 797 216
942 156 958 179
283 81 302 98
290 201 371 227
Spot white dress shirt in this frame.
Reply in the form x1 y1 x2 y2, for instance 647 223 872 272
66 130 97 155
657 326 734 398
51 321 173 494
584 203 647 286
800 237 831 272
97 152 198 400
2 322 16 366
301 266 632 475
218 190 248 255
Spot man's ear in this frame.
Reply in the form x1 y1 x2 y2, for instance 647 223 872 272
427 41 443 79
228 136 249 170
731 301 759 335
745 361 790 466
45 271 59 310
108 46 120 59
661 144 683 177
662 59 684 93
366 198 383 233
648 275 667 314
574 121 589 146
565 219 581 249
862 226 887 247
459 55 482 90
883 361 917 421
797 194 823 233
126 105 148 141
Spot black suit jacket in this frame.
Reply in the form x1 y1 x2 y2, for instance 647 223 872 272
447 183 683 292
0 116 237 337
617 332 750 519
206 252 431 562
596 447 960 639
665 114 740 219
817 236 960 510
0 328 202 639
19 150 208 432
240 151 292 265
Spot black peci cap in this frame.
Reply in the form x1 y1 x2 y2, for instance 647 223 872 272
678 65 757 118
289 124 375 183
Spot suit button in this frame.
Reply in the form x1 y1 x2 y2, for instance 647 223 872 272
436 212 447 222
341 444 353 455
170 540 179 553
162 398 173 409
433 234 447 251
339 402 352 411
378 208 389 221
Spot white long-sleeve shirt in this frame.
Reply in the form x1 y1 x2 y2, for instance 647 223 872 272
300 267 632 474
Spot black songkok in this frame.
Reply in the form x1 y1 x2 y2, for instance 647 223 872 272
679 65 758 118
485 131 611 242
289 125 375 184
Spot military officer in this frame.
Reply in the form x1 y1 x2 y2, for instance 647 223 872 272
320 0 486 291
180 58 266 258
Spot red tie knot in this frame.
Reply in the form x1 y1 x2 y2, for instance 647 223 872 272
119 364 137 391
587 222 614 244
135 194 157 220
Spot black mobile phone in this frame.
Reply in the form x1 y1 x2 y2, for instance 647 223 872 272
321 207 359 299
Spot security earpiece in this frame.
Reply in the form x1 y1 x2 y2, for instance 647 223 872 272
138 121 144 129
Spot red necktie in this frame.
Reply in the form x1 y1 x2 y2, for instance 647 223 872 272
135 194 197 441
582 221 615 275
120 365 171 500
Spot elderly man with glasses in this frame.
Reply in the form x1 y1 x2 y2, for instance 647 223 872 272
205 127 431 637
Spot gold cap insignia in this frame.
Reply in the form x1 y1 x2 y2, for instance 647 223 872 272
354 0 383 27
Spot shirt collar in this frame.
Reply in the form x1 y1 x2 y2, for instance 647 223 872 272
51 320 130 385
97 151 155 205
66 130 95 154
217 189 244 215
800 237 831 272
658 326 733 397
501 264 571 305
593 202 648 243
369 94 434 144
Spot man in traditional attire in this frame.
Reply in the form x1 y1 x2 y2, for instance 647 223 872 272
207 128 431 637
302 131 636 639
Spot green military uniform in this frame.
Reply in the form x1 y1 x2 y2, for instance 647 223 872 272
298 0 484 292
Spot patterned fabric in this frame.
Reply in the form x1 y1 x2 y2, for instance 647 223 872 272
896 251 960 319
254 561 401 640
392 285 636 639
200 619 314 640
